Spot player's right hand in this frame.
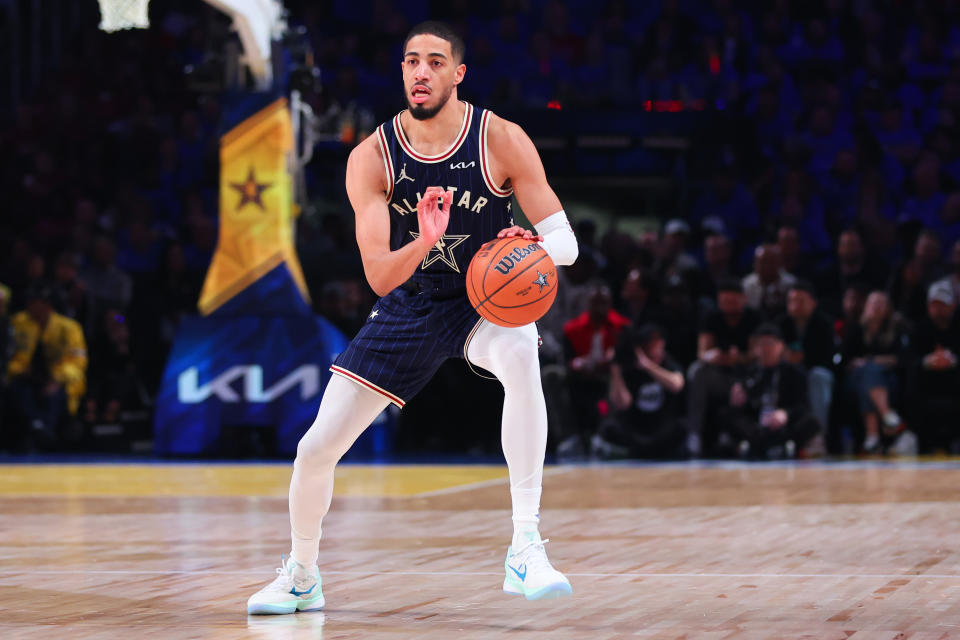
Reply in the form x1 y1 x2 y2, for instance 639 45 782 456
416 186 452 246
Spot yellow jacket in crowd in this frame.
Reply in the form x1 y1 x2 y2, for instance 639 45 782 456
8 311 88 415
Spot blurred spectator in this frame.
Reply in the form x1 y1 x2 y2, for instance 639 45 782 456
906 281 960 452
687 277 763 456
82 235 133 316
841 291 910 453
658 274 699 368
83 309 149 427
51 251 91 333
4 282 87 450
618 268 656 326
701 232 735 306
889 229 945 322
835 281 870 341
901 150 948 233
549 283 630 457
654 219 699 288
778 280 835 437
742 243 797 320
818 228 887 315
721 324 820 459
932 238 960 306
594 324 686 459
117 218 163 277
771 168 831 258
775 225 806 280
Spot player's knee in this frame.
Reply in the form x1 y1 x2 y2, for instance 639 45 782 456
490 337 541 388
295 429 340 470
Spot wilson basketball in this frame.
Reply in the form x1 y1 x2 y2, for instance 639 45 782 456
467 237 558 327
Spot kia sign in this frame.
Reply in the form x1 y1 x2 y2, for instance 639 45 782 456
177 365 320 403
154 314 347 455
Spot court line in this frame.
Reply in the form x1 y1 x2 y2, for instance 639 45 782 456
411 465 575 498
2 569 960 579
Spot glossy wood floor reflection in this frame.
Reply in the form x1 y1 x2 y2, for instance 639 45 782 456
4 461 960 639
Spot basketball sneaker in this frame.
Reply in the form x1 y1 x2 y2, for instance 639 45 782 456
247 555 325 615
502 532 572 600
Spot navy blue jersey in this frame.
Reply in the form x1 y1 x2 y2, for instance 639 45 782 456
331 103 522 407
375 102 514 291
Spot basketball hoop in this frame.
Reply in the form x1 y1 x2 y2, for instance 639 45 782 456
97 0 150 32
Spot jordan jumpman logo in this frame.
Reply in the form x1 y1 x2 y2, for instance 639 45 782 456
395 163 415 184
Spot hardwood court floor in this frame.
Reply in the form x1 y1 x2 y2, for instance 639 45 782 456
3 461 960 639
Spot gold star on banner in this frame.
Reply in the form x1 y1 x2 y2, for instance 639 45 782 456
230 166 272 210
408 231 471 273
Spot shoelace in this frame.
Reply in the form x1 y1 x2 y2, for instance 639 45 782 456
265 565 295 592
512 538 553 573
266 557 314 593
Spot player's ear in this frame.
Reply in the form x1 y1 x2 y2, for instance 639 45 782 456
454 63 466 85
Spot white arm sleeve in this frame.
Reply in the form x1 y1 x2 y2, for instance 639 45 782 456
534 210 578 266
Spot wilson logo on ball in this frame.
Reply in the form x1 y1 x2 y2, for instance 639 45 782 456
493 244 542 276
467 237 558 328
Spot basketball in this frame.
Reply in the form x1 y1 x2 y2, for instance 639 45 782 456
467 237 558 327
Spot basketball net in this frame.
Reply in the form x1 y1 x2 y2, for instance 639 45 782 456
97 0 150 32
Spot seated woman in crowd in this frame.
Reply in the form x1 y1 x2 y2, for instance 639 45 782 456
840 291 910 453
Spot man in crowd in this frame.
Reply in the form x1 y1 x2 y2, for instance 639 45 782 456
722 324 821 459
548 282 630 457
699 232 734 310
819 229 887 316
687 277 763 455
777 280 835 443
4 283 87 450
742 243 797 320
907 281 960 451
593 324 686 459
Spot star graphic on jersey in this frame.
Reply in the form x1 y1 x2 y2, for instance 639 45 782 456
230 166 272 211
533 270 550 292
369 309 379 319
506 201 512 212
408 231 471 273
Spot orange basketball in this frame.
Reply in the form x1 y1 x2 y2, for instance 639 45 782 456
467 237 558 327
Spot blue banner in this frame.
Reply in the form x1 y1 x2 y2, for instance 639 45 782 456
154 312 348 455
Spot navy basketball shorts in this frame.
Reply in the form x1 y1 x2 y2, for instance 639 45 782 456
330 287 485 408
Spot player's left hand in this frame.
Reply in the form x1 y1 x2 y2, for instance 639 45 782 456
496 226 543 242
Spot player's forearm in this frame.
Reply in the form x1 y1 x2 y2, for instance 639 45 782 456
363 237 433 296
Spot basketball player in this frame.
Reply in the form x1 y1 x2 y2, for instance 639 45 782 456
247 21 579 614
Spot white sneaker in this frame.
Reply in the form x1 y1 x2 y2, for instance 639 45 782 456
247 555 325 615
889 429 918 456
882 410 904 435
503 532 572 600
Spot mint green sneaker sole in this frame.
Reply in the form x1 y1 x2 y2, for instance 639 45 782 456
503 577 572 600
247 593 325 615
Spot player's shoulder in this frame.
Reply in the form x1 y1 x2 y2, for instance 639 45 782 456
483 111 529 147
346 133 387 186
347 131 383 167
483 111 536 174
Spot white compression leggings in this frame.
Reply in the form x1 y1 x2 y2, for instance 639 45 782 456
289 321 547 566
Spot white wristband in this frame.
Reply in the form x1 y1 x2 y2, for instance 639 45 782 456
534 210 578 266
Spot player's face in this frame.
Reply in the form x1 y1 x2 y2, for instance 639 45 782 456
402 34 465 121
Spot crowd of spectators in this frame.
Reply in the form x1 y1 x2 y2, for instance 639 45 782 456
2 0 960 458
